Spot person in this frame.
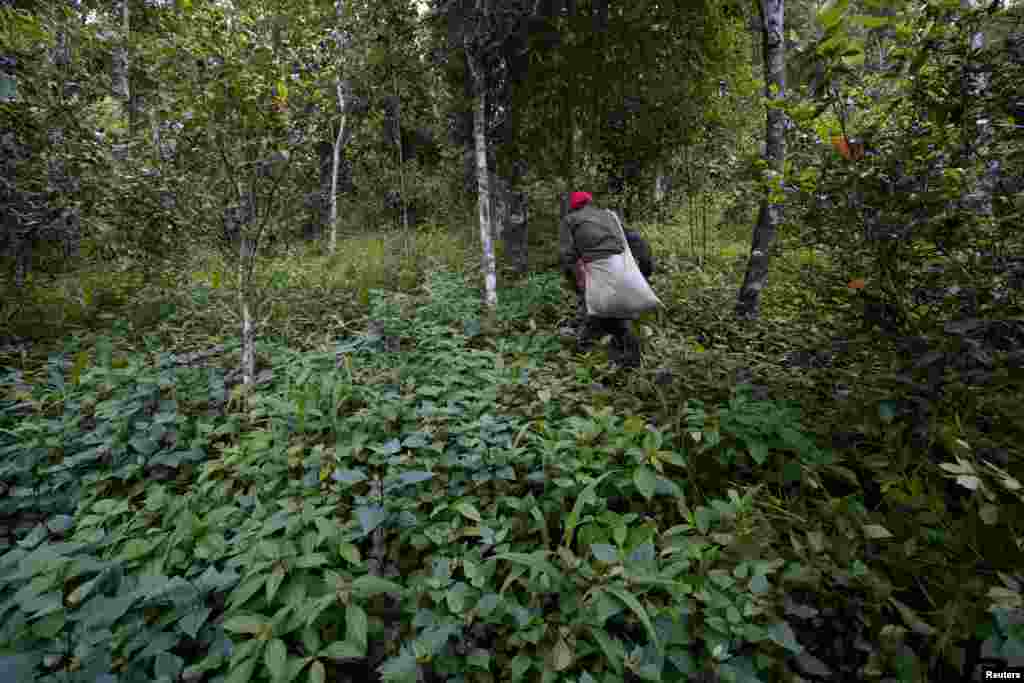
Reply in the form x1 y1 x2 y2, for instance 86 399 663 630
559 191 654 368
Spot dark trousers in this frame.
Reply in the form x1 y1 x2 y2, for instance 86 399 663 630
574 287 641 365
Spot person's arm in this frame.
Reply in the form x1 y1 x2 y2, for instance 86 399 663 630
558 216 577 283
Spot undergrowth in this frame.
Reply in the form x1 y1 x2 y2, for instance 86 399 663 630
0 221 1021 683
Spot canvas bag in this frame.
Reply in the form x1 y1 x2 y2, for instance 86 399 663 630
579 210 662 318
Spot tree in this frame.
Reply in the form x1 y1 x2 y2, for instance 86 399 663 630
466 16 497 309
329 0 354 254
736 0 786 320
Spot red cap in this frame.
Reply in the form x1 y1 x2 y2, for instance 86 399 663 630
569 191 592 211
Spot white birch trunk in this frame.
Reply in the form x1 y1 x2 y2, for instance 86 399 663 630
329 79 347 254
239 236 256 389
466 43 497 309
329 0 350 254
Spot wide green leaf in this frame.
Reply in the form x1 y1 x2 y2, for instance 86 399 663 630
346 603 368 654
178 608 212 639
634 466 657 501
320 640 363 661
351 575 405 598
265 638 288 682
224 655 258 683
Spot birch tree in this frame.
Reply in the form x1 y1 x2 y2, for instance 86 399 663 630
736 0 786 320
466 33 498 309
328 0 354 254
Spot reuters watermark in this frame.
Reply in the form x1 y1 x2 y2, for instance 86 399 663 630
983 668 1024 680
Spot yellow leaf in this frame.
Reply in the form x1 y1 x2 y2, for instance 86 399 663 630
623 416 646 434
70 351 90 386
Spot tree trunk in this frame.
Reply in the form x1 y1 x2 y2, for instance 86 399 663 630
467 42 497 309
329 0 351 254
961 0 996 216
393 72 409 232
504 189 529 276
112 0 130 130
736 0 786 320
239 236 256 389
329 79 347 254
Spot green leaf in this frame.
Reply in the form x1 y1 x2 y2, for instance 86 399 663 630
378 647 418 682
338 543 361 565
320 640 363 660
230 575 266 609
225 656 259 683
284 656 312 683
223 615 270 635
265 638 288 682
564 471 617 548
346 604 368 654
590 628 625 674
155 652 184 680
178 608 212 639
851 13 894 28
31 611 65 638
308 660 326 683
817 0 849 29
296 554 328 569
355 505 388 535
332 469 367 484
267 565 286 603
694 506 715 534
468 649 491 669
492 551 562 584
634 466 657 501
394 470 434 486
455 502 483 522
476 592 501 617
88 592 137 628
748 440 769 465
351 575 405 598
604 587 660 652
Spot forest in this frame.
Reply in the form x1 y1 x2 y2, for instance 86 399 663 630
0 0 1023 681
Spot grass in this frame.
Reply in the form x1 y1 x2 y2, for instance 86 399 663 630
0 210 1021 683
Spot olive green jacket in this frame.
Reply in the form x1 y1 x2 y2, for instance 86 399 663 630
558 204 625 278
